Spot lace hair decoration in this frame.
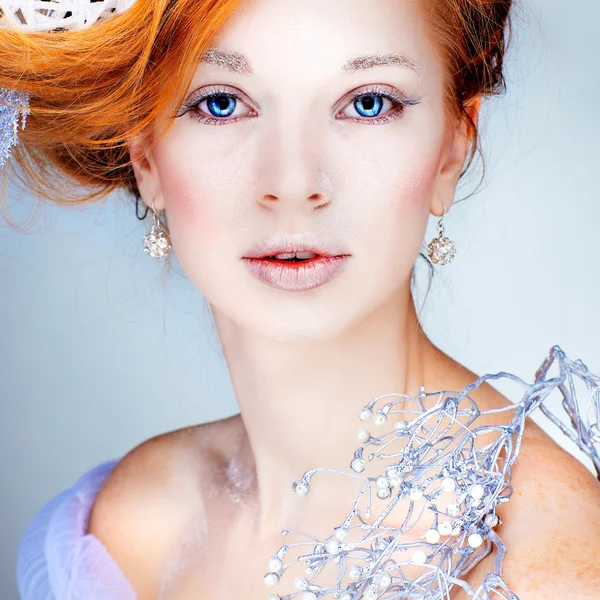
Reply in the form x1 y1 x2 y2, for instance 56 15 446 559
0 0 138 169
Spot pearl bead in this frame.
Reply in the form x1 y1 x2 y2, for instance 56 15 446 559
326 540 340 554
357 429 370 443
425 528 440 544
470 484 485 499
376 476 389 488
335 527 348 541
386 466 400 479
438 521 453 536
409 488 423 501
264 572 279 587
484 513 499 528
468 533 483 548
394 420 408 430
294 577 307 590
303 593 317 600
376 486 391 499
349 565 361 580
267 557 282 572
293 481 309 496
359 408 372 421
441 477 456 492
374 413 387 426
451 523 462 536
378 572 392 589
351 458 366 473
364 587 378 600
411 549 427 564
340 594 353 600
446 502 460 517
268 596 281 600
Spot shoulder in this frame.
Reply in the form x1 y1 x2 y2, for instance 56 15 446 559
87 416 242 600
497 430 600 597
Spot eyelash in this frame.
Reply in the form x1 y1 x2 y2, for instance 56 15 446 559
182 84 418 126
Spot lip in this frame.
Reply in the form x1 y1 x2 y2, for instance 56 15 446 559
242 255 350 291
243 234 349 260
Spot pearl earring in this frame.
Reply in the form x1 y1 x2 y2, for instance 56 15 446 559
143 198 171 259
427 203 456 265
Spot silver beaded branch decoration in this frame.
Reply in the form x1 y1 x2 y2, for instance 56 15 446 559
263 345 600 600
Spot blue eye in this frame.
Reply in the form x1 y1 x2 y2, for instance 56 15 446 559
180 84 421 126
206 94 237 118
353 94 385 118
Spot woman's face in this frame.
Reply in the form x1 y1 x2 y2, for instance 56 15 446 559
132 0 471 343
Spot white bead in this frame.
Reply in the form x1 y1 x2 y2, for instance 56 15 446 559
441 477 456 492
267 557 282 572
425 528 440 544
269 596 281 600
348 565 361 580
357 429 370 443
351 458 366 473
359 408 372 421
264 572 279 587
293 481 309 496
335 527 348 541
378 572 392 589
394 420 408 430
374 413 387 426
409 488 423 501
376 476 389 488
364 587 378 600
451 523 462 536
484 513 499 528
376 486 391 499
388 475 402 487
438 521 453 536
446 502 460 517
411 549 427 564
293 577 307 590
386 466 400 479
340 594 353 600
303 593 317 600
470 484 485 499
326 540 340 554
468 533 483 548
471 497 482 507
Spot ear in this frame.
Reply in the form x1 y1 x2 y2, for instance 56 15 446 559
430 96 481 217
127 135 167 212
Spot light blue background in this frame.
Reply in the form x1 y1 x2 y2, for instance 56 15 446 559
2 1 599 597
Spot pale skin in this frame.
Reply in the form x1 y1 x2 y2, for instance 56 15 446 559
88 0 600 598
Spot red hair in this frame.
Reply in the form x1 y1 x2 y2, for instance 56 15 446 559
0 0 513 210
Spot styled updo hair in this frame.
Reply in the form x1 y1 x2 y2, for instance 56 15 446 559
0 0 513 215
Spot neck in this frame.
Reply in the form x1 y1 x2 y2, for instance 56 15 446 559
211 286 444 535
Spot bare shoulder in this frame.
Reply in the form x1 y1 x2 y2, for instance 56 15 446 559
496 425 600 597
87 415 243 600
453 373 600 597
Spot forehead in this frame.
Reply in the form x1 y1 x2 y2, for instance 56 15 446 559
202 0 441 83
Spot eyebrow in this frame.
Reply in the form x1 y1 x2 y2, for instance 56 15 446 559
199 48 421 76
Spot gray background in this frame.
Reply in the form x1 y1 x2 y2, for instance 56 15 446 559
2 1 599 597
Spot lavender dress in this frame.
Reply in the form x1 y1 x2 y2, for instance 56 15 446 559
16 459 136 600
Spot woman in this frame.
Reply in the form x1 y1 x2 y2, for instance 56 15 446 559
4 0 600 598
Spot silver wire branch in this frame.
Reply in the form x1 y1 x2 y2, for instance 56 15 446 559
263 345 600 600
0 88 31 170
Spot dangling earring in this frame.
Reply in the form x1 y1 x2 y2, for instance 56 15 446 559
143 198 171 259
427 203 456 265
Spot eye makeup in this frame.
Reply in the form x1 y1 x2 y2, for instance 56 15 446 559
176 83 424 126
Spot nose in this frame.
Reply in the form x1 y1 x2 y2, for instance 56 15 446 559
256 120 331 212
